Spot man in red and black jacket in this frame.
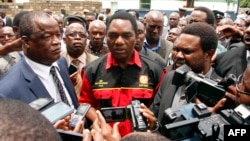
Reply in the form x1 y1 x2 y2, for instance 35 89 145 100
79 11 166 137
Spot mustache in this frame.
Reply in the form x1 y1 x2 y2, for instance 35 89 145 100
174 58 185 64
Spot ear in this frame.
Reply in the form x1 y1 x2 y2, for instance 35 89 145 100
21 36 30 49
204 49 215 61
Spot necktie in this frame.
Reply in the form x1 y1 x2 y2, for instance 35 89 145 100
70 59 82 99
50 66 70 105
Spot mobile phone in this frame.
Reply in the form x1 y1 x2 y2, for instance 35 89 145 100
41 102 74 124
100 107 127 122
57 129 82 141
29 97 55 111
69 64 77 75
69 103 91 127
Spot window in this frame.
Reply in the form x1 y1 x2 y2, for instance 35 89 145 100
140 0 151 9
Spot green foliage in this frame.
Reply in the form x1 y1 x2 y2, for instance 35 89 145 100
240 0 250 8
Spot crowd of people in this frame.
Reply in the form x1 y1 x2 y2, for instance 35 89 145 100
0 5 250 141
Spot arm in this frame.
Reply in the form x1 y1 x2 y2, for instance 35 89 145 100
0 38 22 55
79 69 98 122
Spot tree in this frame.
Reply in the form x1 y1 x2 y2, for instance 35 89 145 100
240 0 250 8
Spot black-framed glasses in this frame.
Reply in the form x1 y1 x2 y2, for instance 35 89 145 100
236 74 250 95
66 32 87 38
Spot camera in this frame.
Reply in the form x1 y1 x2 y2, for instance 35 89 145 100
101 100 148 131
162 103 250 141
172 64 236 106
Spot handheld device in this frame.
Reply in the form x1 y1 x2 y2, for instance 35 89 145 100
41 101 74 124
69 103 91 127
29 97 54 111
100 107 128 122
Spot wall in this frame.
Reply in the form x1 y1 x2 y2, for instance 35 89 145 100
0 0 102 19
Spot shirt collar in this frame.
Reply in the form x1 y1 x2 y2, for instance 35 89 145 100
143 39 161 52
106 49 142 69
24 56 59 80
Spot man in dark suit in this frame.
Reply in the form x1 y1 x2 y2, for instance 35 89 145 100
0 11 78 109
214 25 250 78
0 9 12 26
144 10 173 63
150 23 221 126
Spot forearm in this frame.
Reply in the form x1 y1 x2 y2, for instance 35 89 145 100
86 107 98 122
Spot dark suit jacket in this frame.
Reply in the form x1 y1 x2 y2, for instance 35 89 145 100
156 38 173 63
0 57 79 109
150 69 221 125
5 17 12 26
214 45 247 78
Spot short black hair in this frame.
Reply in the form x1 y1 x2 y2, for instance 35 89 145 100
126 9 139 19
194 6 215 26
19 11 51 37
181 22 218 53
0 99 61 141
12 11 29 27
106 11 137 33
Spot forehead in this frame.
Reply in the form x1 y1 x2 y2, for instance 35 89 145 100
34 17 59 32
174 33 201 48
190 10 207 22
137 21 144 30
66 23 85 32
108 19 134 33
147 13 164 23
0 27 14 33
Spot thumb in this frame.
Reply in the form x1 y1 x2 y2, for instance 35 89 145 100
112 122 121 140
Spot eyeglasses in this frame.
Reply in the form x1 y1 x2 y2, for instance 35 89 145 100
236 74 250 95
66 32 87 38
0 34 16 39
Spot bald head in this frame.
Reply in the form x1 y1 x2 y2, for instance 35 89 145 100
88 20 106 32
146 10 164 23
144 10 164 40
65 22 87 37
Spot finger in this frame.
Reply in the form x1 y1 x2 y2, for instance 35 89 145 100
96 110 107 130
53 119 65 128
92 118 101 132
82 129 92 141
73 120 84 133
225 92 236 101
211 98 227 114
112 122 121 140
140 103 154 115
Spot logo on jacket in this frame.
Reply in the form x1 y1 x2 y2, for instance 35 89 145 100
95 80 108 87
139 75 148 87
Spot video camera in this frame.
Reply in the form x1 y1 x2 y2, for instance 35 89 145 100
162 103 250 141
101 100 148 131
172 64 236 106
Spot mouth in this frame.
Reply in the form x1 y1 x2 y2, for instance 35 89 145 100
73 43 83 47
53 47 61 54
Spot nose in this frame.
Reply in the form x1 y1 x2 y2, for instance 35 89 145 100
175 50 184 59
115 35 124 45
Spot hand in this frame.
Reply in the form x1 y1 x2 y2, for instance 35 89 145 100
53 115 71 130
91 110 120 141
193 97 227 114
139 103 157 130
0 38 22 55
216 25 243 39
82 129 92 141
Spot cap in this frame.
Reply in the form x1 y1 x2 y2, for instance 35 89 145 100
67 15 86 27
179 8 186 12
83 9 89 13
213 10 224 19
